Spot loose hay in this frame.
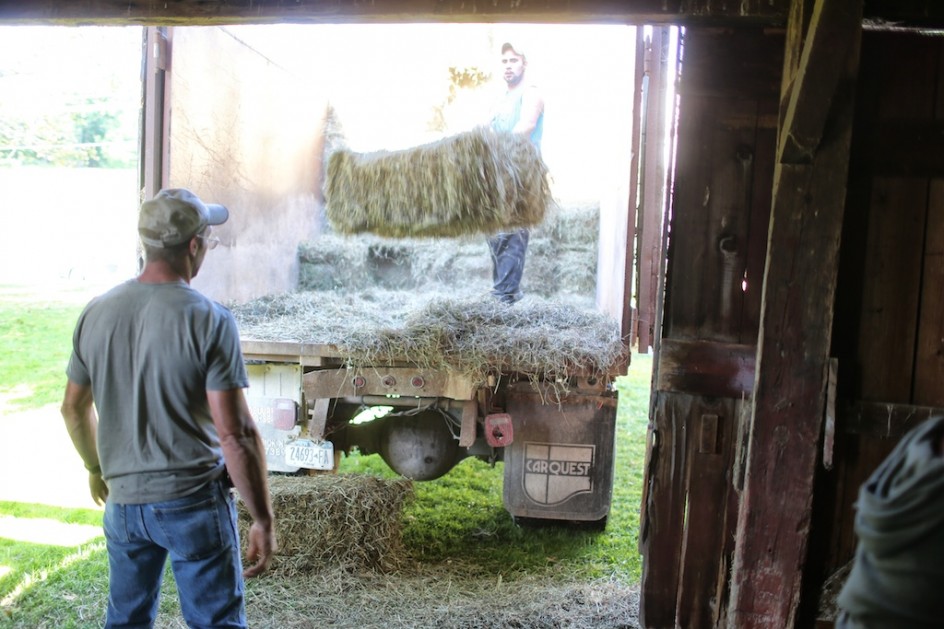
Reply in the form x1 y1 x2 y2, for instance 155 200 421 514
156 566 640 629
236 474 414 575
231 289 626 386
325 127 552 238
242 567 641 629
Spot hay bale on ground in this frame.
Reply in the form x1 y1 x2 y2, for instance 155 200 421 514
236 474 414 575
325 127 551 238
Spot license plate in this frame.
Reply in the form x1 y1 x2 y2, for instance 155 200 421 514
284 439 334 470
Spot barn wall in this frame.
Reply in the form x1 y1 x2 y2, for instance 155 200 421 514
640 26 782 629
168 26 326 304
807 31 944 615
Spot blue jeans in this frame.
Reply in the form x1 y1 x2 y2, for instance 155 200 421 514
488 228 529 304
102 479 246 628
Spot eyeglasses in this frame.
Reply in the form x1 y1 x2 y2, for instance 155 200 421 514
198 230 221 250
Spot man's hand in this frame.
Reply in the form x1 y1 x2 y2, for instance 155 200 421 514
243 520 277 577
88 472 108 506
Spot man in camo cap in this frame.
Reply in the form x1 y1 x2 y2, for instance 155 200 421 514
61 188 276 628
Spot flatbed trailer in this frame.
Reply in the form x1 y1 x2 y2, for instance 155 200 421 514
241 337 622 525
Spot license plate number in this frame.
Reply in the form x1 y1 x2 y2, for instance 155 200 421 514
284 439 334 470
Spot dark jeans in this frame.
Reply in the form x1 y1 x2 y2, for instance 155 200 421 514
488 228 529 304
102 478 246 628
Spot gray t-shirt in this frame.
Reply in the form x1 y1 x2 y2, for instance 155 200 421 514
66 279 249 503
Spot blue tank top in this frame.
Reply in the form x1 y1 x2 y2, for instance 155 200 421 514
491 86 544 148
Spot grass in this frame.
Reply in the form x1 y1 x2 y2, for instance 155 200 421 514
344 359 652 582
0 288 83 412
0 291 652 627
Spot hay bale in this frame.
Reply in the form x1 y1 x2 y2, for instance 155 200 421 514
298 202 599 298
297 236 373 291
535 202 600 246
407 237 491 287
324 127 551 238
237 474 414 575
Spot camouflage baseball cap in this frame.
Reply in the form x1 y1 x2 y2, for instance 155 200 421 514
138 188 229 248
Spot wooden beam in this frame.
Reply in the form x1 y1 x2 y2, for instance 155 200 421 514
779 0 863 163
623 30 645 347
842 400 944 439
636 27 671 353
728 0 863 626
656 339 755 398
0 1 942 29
0 0 791 26
862 0 944 29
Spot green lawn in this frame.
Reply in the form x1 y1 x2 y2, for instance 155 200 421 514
0 292 652 626
0 291 83 411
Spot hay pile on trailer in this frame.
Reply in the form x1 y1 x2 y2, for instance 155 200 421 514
324 126 552 238
236 474 414 574
231 289 626 386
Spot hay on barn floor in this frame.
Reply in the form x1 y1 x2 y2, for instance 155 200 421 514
231 288 626 386
324 126 551 238
236 474 414 575
240 567 641 629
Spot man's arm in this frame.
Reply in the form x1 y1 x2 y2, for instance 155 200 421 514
512 86 544 137
61 379 108 505
207 387 276 577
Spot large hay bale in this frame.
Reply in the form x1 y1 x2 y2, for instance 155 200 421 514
325 127 551 238
237 475 414 575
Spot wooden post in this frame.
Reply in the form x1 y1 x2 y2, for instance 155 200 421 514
636 27 671 354
728 0 863 626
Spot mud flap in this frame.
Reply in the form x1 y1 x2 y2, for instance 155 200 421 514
502 392 617 522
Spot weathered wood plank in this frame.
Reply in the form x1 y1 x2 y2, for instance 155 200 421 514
677 27 785 99
1 0 942 27
623 31 645 348
842 400 944 438
805 33 944 618
241 338 346 361
0 0 790 25
663 92 777 342
639 393 689 628
779 0 861 163
856 178 926 401
636 27 670 353
913 180 944 405
675 398 742 629
728 0 863 625
741 98 777 342
656 338 755 397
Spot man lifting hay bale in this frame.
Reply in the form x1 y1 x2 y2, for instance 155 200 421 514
324 40 548 304
486 41 545 304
